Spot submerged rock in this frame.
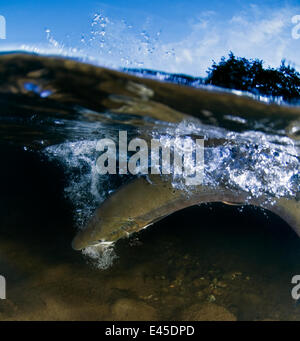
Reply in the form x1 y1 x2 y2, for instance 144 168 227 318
110 298 158 321
182 303 237 321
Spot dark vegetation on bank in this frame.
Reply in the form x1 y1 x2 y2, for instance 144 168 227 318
206 52 300 102
127 52 300 103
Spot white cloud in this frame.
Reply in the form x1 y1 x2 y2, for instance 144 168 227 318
157 5 300 76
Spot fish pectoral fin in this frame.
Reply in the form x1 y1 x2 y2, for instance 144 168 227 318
149 213 173 225
135 214 173 232
222 201 244 206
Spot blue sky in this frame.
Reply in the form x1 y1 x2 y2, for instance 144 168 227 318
0 0 300 75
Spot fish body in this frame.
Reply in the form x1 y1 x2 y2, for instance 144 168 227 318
72 175 300 250
0 54 297 249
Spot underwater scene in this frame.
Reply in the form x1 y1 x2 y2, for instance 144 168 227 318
0 0 300 323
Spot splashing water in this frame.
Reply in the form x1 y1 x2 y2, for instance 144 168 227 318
82 244 118 270
38 13 176 72
0 53 298 268
44 119 299 268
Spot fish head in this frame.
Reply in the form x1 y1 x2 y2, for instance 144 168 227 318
71 215 141 250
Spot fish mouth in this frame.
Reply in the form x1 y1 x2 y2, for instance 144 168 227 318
71 228 103 250
72 236 109 251
71 234 87 251
71 220 138 250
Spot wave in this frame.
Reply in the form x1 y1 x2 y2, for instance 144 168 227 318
0 52 299 268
